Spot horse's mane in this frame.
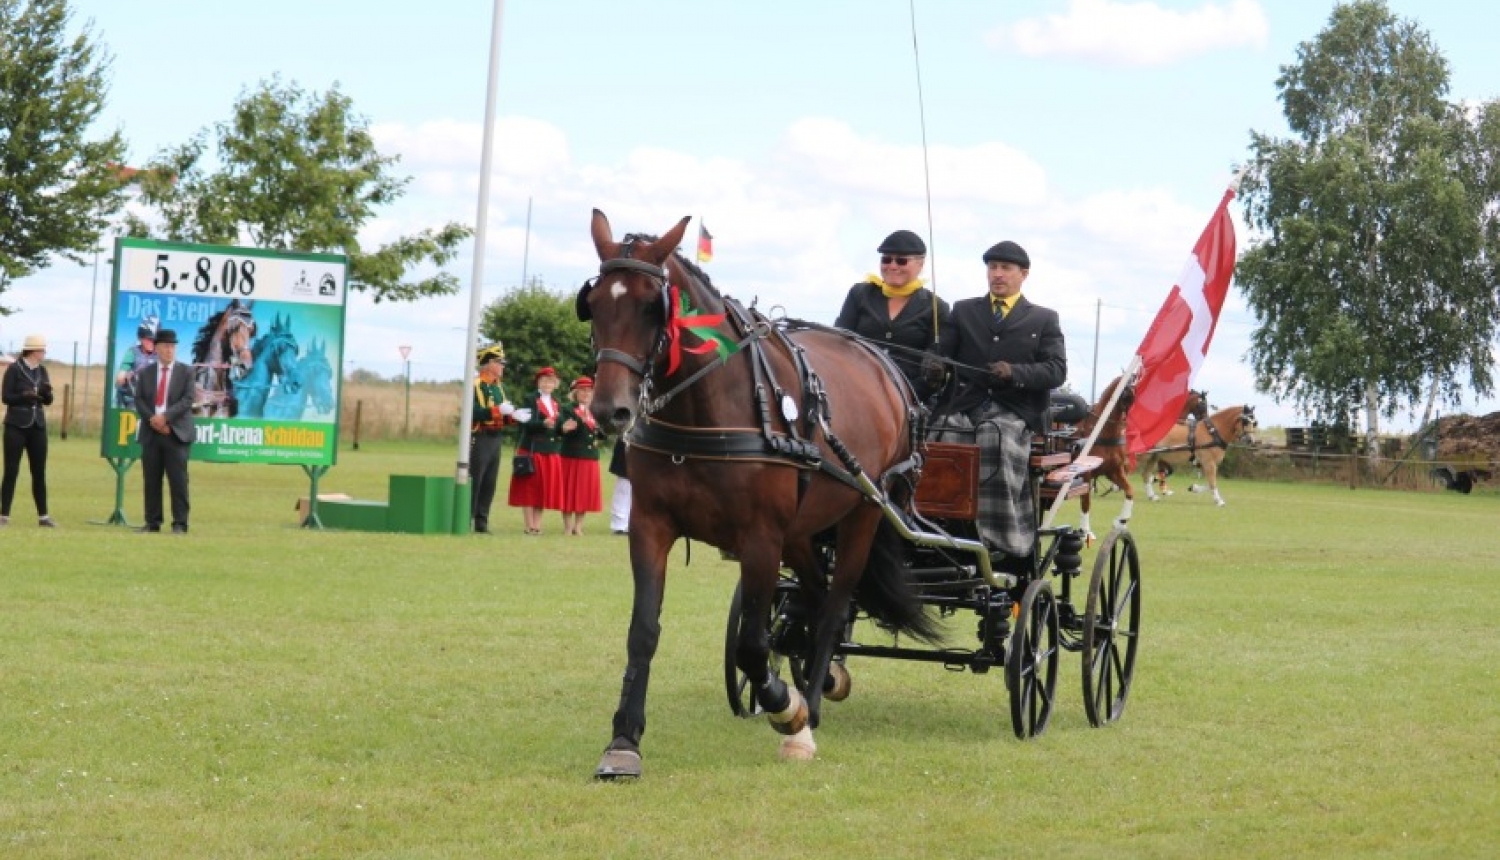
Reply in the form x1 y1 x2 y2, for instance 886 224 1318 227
193 309 228 363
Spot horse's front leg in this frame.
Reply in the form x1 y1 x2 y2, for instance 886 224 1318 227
595 526 674 780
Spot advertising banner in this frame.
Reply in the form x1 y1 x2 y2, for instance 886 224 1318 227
101 238 348 466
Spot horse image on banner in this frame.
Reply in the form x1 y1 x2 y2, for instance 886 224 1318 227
191 299 257 418
234 313 301 419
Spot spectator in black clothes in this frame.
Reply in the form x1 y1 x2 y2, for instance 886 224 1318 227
1 334 56 527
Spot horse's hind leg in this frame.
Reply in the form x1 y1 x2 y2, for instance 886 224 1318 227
595 530 674 780
734 538 815 760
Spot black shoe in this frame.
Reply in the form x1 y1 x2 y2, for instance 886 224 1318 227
171 524 188 534
136 525 161 533
474 526 492 535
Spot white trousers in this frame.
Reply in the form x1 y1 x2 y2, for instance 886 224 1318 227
610 477 632 532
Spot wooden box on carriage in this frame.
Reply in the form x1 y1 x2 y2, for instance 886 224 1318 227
914 442 979 521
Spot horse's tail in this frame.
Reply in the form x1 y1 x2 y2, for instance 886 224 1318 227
855 516 944 645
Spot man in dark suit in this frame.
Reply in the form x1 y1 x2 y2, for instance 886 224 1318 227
134 329 196 533
925 240 1066 557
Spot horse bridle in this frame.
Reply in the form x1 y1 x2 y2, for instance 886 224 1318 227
577 247 767 415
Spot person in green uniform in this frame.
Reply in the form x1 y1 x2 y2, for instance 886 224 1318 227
469 344 527 534
508 366 570 535
558 376 607 535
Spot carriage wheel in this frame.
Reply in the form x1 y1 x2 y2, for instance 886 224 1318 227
1082 528 1141 727
1006 579 1059 739
724 582 793 718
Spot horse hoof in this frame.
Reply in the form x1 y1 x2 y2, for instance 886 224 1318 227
825 662 852 702
595 746 642 780
778 727 817 761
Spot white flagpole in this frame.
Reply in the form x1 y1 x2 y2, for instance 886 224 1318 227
454 0 507 534
1039 354 1142 531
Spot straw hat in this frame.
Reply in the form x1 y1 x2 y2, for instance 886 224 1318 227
22 334 46 352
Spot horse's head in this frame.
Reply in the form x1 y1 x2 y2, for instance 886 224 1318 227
579 209 693 432
1183 389 1209 422
1236 405 1258 445
226 300 257 357
302 338 335 413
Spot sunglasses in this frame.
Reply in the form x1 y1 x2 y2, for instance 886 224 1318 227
880 256 914 265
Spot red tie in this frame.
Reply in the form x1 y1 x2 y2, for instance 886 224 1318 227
155 366 170 408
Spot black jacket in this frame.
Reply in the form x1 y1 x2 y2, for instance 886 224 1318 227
2 360 54 429
931 294 1067 433
834 282 950 397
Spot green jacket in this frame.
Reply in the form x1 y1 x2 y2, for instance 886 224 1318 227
471 377 514 433
558 402 607 460
516 391 563 454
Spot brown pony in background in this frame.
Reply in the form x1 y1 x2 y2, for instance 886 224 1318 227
1072 384 1206 539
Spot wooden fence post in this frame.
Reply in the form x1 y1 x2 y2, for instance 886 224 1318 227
352 400 363 451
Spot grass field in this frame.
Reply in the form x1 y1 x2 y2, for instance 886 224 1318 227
4 439 1499 858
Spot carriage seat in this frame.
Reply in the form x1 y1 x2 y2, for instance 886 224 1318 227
913 431 1097 519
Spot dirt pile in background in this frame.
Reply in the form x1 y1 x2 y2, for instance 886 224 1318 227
1433 412 1500 465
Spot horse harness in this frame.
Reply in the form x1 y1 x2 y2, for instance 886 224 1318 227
583 250 923 498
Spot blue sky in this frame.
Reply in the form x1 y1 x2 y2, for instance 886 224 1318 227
7 0 1500 430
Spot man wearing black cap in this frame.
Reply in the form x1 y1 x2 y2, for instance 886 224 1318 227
133 329 196 533
469 343 526 534
924 240 1066 557
834 229 949 399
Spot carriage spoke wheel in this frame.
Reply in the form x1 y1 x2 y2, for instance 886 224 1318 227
1082 528 1141 727
1006 579 1059 739
724 582 795 718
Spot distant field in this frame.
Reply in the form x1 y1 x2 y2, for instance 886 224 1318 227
3 439 1498 858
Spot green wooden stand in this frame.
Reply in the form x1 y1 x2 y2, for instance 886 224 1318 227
94 456 138 526
300 464 330 529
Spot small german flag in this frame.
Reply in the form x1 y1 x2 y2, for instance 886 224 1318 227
696 223 714 263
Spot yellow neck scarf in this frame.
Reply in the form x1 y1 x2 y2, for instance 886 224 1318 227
865 274 925 298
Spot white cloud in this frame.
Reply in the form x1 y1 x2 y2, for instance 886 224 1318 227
987 0 1269 66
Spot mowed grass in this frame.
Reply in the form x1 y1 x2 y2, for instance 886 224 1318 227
3 439 1499 858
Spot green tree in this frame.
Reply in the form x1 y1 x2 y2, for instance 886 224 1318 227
480 279 593 391
0 0 128 312
1238 0 1500 456
128 77 470 303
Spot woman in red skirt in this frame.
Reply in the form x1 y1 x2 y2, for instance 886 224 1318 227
507 366 568 534
558 376 607 535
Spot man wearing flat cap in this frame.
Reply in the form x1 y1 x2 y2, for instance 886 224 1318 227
924 240 1066 558
469 343 528 534
133 328 196 533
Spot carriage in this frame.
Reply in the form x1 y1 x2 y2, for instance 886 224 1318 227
721 407 1142 740
580 210 1144 778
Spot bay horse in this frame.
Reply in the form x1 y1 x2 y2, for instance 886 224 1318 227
191 299 257 417
1073 375 1135 541
581 210 937 779
1140 405 1257 506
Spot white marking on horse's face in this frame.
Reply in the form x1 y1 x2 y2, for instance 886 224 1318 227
609 282 626 299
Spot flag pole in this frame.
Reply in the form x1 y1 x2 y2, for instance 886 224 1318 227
1040 355 1141 531
454 0 507 534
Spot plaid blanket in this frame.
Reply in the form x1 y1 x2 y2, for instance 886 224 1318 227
928 402 1034 557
